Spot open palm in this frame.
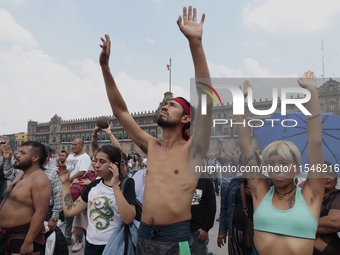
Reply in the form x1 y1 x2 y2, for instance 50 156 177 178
297 70 317 90
177 6 205 42
57 164 70 184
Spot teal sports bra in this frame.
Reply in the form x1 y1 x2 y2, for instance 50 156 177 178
253 186 318 239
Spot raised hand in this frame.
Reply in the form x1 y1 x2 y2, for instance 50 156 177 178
99 34 111 67
57 164 70 184
109 162 120 187
2 144 12 161
297 70 317 91
101 121 112 135
177 6 205 42
239 80 252 99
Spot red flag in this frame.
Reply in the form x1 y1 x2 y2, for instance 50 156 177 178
166 64 170 70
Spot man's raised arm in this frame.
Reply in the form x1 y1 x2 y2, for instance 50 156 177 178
99 35 152 153
177 6 213 159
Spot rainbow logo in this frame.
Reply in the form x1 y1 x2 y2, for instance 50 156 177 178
196 82 222 106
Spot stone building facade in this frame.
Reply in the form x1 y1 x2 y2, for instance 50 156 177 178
26 79 340 156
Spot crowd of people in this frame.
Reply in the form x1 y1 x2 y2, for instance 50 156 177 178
0 5 339 255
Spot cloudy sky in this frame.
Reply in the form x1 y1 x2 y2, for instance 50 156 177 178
1 0 340 134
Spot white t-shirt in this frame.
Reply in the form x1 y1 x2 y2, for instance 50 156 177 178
81 178 136 245
66 153 91 179
132 169 146 203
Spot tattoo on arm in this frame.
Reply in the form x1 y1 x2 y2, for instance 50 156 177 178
287 192 296 208
72 198 80 208
64 193 73 210
243 153 256 166
241 152 260 179
91 141 98 149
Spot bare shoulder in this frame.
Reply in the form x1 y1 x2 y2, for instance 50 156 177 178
30 170 51 189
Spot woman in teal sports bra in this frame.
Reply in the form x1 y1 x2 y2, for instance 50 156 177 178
236 71 325 255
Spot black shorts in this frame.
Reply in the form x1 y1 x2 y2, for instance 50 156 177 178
9 239 44 253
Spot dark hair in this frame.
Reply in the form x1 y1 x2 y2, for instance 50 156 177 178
97 145 123 180
177 97 195 135
121 152 127 166
133 153 140 163
60 150 68 157
0 142 6 145
22 141 46 169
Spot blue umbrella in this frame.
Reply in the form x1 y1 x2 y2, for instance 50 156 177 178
253 111 340 175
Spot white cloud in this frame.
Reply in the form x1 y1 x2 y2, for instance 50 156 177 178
0 9 38 48
145 37 156 44
242 0 340 34
208 59 298 78
244 57 273 77
0 44 187 134
244 57 298 77
208 61 245 78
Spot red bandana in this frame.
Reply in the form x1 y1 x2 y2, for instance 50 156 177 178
169 98 190 141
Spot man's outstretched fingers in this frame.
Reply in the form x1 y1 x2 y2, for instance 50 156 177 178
188 6 192 21
183 6 187 21
193 7 197 22
200 13 205 25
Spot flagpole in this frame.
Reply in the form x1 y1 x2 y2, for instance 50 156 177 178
169 58 172 92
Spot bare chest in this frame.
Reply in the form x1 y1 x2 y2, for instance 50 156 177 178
4 179 34 206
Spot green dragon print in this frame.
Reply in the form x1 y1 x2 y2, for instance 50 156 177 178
89 197 114 230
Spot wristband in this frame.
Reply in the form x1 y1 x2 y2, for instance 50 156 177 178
306 112 320 120
108 133 113 137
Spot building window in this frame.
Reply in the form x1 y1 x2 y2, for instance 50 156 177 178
234 127 238 136
27 139 30 141
124 133 129 139
150 132 155 137
101 134 106 140
62 137 66 142
62 146 65 151
223 128 229 136
211 128 214 136
72 136 75 141
42 138 46 142
330 104 335 110
86 135 90 141
81 136 85 141
67 137 71 142
52 137 56 142
86 145 89 150
118 133 122 139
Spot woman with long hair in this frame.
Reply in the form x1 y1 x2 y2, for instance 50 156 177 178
58 145 136 255
236 71 324 255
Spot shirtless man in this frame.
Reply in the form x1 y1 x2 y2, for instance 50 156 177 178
0 141 51 255
100 6 212 254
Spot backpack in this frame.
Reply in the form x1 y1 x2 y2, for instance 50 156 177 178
120 178 142 222
70 170 97 201
42 226 68 255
